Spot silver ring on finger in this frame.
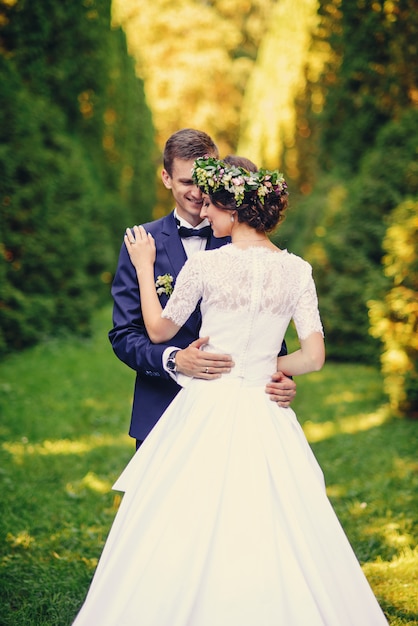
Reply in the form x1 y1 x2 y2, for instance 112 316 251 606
205 367 209 374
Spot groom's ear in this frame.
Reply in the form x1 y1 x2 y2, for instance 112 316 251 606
161 169 172 190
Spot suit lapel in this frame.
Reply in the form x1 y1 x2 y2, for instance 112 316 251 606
160 213 230 275
160 213 187 277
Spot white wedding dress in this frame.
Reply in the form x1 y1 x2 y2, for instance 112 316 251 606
73 245 388 625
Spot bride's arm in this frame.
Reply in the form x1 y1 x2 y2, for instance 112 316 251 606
276 332 325 376
124 225 180 343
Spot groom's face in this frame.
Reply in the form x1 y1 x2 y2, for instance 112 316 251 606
161 158 205 227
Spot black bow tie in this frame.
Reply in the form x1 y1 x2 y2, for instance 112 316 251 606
175 219 211 239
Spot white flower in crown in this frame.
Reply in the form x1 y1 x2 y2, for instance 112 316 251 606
155 274 174 297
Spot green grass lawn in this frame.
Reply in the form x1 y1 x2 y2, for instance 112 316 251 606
0 309 417 625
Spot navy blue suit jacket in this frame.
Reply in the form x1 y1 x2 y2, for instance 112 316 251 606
109 212 229 441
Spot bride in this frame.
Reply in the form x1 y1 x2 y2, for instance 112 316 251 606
72 157 388 625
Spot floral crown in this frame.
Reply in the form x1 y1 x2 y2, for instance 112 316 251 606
191 156 288 207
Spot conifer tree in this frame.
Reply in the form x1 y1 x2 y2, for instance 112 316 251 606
0 0 156 355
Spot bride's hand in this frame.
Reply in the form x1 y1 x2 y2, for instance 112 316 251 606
124 225 156 270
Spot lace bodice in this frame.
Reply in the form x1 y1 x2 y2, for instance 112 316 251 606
163 245 323 383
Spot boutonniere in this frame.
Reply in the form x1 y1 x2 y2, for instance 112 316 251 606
155 273 174 297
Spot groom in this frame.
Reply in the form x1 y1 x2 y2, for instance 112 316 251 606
109 129 296 447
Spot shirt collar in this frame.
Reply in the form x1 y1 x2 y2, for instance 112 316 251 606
173 209 210 231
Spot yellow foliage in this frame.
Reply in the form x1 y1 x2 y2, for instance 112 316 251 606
238 0 323 169
111 0 322 181
6 531 35 550
368 199 418 414
112 0 272 157
306 241 328 266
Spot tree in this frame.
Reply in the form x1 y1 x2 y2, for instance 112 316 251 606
304 109 418 361
0 0 156 354
368 199 418 416
0 59 103 352
112 0 274 155
284 0 418 363
238 0 320 172
314 0 418 174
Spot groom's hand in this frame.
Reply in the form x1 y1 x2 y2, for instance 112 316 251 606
265 371 296 407
176 337 234 379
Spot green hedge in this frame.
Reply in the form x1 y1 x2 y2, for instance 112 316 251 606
0 59 105 352
316 109 418 362
278 109 418 363
0 0 156 356
369 198 418 416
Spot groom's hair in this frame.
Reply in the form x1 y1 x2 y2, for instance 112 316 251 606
163 129 219 176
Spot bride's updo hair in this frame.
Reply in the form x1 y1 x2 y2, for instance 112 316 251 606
223 154 258 173
196 155 288 234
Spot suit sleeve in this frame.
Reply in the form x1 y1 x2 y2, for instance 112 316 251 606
278 340 288 358
108 241 172 378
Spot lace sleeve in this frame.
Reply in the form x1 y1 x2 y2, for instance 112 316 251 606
161 255 203 326
292 266 324 340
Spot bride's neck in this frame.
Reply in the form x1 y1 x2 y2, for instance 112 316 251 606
231 225 270 247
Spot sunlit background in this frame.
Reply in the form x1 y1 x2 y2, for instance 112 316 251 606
1 0 417 411
0 1 417 623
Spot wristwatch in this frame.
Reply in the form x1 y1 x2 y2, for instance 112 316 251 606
166 349 180 373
